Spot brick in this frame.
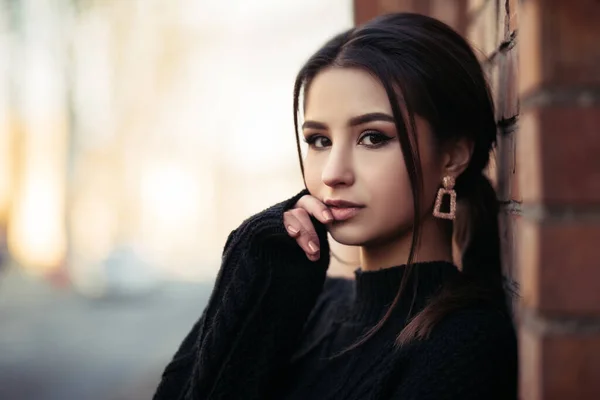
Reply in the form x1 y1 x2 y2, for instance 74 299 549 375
520 323 543 400
520 326 600 400
497 47 519 120
495 129 510 201
506 0 518 33
518 106 600 205
430 0 468 36
354 0 382 24
496 0 507 46
519 0 600 95
467 0 487 13
402 0 431 15
498 127 521 204
518 217 600 316
498 211 519 280
486 58 499 103
354 0 470 37
497 0 519 44
489 60 500 102
354 0 437 24
496 129 520 202
510 160 521 203
466 0 499 58
380 0 430 15
379 0 408 15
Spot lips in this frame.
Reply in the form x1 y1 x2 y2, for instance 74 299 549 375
329 206 362 221
324 199 365 222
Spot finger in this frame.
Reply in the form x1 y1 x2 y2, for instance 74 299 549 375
291 208 321 259
295 195 333 224
283 211 302 238
284 210 319 260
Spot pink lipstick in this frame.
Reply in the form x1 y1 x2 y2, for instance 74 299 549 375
324 199 365 222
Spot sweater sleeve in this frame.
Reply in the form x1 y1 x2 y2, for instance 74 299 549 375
153 190 331 400
386 309 518 400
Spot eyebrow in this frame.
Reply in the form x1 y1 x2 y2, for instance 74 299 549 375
302 112 395 130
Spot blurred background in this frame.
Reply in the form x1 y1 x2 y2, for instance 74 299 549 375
0 0 356 399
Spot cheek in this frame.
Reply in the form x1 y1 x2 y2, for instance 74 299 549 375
361 147 438 227
303 154 323 194
378 176 413 216
362 153 414 219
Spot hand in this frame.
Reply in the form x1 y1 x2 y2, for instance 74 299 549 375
283 194 333 261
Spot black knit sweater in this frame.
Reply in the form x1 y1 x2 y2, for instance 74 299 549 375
152 192 518 400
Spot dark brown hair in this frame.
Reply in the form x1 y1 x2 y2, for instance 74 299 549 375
293 13 511 349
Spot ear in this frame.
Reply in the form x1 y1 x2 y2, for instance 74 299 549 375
441 138 474 177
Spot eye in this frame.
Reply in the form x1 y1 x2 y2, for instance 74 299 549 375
358 131 392 148
304 135 331 149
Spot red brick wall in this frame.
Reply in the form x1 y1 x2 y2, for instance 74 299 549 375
354 0 468 35
517 1 600 399
466 0 519 289
354 0 600 398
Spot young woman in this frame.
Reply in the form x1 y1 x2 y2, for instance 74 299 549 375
153 13 518 400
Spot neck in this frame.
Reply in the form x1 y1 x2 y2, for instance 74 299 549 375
360 215 453 271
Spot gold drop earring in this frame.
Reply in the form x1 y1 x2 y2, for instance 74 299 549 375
433 176 456 220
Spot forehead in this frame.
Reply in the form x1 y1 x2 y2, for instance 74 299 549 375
304 67 392 121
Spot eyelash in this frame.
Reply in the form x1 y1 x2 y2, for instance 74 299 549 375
303 131 393 150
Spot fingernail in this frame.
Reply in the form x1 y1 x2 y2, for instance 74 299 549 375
308 241 318 253
287 225 299 234
322 210 333 221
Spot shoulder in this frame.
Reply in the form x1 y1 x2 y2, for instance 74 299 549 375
434 304 515 335
410 306 517 394
418 305 517 363
391 306 518 399
430 305 516 348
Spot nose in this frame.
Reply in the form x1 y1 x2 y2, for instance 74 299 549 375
321 145 355 188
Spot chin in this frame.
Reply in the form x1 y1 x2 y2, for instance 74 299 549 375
328 223 373 247
328 218 411 248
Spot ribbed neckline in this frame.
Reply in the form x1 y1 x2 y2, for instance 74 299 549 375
349 260 459 323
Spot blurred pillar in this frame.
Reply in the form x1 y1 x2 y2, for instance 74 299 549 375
0 0 15 265
517 1 600 399
7 0 69 274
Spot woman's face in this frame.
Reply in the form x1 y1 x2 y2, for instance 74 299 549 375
303 67 444 247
